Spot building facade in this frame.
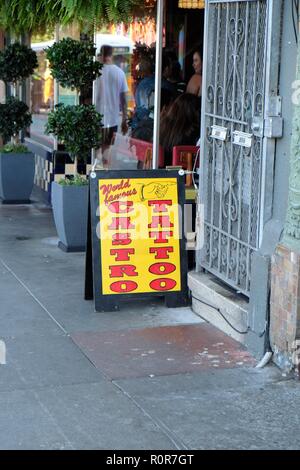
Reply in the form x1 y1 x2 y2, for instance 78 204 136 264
189 0 299 365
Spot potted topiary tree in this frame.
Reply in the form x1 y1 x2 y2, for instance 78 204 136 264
0 42 38 203
46 37 102 104
45 37 102 252
46 104 102 252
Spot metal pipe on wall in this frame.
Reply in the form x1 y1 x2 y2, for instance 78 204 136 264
152 0 164 169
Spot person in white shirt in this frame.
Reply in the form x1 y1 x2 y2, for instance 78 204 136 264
95 45 129 161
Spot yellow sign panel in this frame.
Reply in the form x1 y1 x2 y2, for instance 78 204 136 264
98 177 181 295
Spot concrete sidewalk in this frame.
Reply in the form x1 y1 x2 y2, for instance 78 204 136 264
0 200 299 450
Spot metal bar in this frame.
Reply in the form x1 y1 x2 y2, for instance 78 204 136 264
200 264 250 297
152 0 164 170
91 22 97 166
209 3 221 269
246 0 261 291
204 221 254 250
205 112 248 125
226 2 240 281
236 2 250 286
259 0 283 245
218 2 230 273
198 0 210 270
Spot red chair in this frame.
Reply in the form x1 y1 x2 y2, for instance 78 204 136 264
105 133 164 169
172 146 200 186
129 137 165 169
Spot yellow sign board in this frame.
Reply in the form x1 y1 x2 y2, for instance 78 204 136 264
98 177 181 295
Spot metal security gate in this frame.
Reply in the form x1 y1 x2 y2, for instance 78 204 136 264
199 0 282 296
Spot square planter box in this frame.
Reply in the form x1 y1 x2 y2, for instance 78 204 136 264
0 152 35 203
51 181 89 252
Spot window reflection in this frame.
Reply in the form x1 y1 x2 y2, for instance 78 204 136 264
30 33 55 147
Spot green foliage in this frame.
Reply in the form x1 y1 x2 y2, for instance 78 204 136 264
46 38 102 92
0 0 143 34
61 0 142 27
0 97 32 141
0 0 69 34
0 43 38 84
59 175 88 186
46 104 102 162
0 143 30 153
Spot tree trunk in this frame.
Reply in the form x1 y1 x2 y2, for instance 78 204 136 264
74 155 78 177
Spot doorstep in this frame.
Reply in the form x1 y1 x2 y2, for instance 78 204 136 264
188 271 249 345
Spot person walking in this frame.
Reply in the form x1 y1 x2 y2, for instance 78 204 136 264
95 45 129 164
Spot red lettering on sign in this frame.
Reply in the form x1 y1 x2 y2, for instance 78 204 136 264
148 200 172 213
149 231 173 244
112 233 132 245
108 201 134 214
110 248 135 261
109 265 138 278
149 247 174 259
149 263 176 275
110 281 138 293
109 217 135 230
150 278 177 291
148 215 174 229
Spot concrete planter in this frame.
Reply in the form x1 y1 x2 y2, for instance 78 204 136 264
0 152 35 203
51 181 89 252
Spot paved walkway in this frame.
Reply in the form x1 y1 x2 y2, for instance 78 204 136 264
0 200 300 450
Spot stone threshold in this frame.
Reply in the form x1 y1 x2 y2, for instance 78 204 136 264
188 271 249 345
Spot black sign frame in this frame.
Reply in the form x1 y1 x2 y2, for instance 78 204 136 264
85 169 188 312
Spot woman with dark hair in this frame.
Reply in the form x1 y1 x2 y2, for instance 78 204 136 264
187 48 202 97
159 92 201 166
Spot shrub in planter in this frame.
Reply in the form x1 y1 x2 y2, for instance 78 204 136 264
45 37 102 251
0 97 32 142
0 99 34 204
46 104 102 251
46 38 102 97
0 42 38 89
46 103 102 175
0 42 37 203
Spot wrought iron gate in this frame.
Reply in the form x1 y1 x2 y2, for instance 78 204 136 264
200 0 281 296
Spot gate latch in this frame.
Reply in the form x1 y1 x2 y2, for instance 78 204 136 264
264 116 283 138
251 95 283 139
264 95 283 138
251 116 264 137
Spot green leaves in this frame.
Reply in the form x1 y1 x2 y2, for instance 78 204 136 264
0 43 35 142
0 43 38 84
0 97 32 141
58 174 89 186
45 104 102 162
0 143 30 153
0 0 69 34
46 38 102 92
0 0 144 34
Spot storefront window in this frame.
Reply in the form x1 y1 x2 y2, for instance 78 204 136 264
30 31 55 147
94 18 159 170
30 25 81 147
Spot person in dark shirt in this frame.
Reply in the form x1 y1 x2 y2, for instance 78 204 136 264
131 87 176 142
159 92 201 166
132 52 175 130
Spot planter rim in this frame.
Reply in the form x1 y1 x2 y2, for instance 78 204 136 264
0 151 34 156
52 181 88 189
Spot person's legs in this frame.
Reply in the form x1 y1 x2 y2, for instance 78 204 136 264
101 126 117 167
